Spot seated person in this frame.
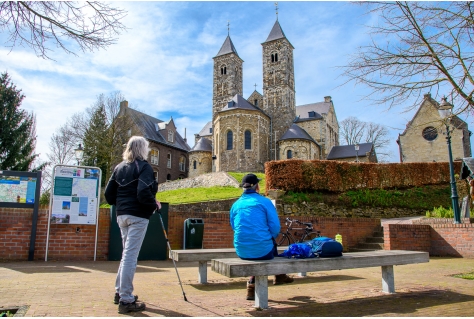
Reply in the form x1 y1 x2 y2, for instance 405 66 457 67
230 173 293 300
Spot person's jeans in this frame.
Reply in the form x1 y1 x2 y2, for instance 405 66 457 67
241 238 279 284
115 215 149 303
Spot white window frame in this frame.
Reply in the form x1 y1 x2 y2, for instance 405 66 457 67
167 153 172 168
179 156 186 172
150 148 159 165
168 130 174 142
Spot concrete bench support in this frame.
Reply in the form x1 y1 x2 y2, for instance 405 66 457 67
382 265 395 293
212 250 429 309
198 261 207 284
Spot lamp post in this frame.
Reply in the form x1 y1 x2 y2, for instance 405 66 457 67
355 143 359 163
74 143 84 166
438 97 461 224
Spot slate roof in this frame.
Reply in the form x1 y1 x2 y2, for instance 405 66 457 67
279 124 318 144
327 143 374 160
191 137 212 152
296 102 331 119
219 94 268 116
263 20 294 48
127 108 190 152
215 35 240 58
198 121 213 137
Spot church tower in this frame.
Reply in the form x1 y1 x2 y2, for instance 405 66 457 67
261 18 296 157
212 33 243 120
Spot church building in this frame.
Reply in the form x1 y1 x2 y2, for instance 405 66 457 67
189 16 340 177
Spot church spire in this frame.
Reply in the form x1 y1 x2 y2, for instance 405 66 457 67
215 22 240 58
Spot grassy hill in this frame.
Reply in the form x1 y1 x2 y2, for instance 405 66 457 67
156 172 266 205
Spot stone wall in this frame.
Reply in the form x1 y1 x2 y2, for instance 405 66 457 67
277 201 427 219
279 139 320 160
214 109 270 172
188 151 212 178
398 95 467 162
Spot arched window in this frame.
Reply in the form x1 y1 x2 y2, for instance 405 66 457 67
150 149 159 165
167 153 171 168
179 156 186 172
244 130 251 150
153 171 159 182
227 131 233 150
275 53 278 62
254 99 258 107
271 54 275 62
287 150 293 159
168 131 174 142
221 66 227 75
193 160 197 169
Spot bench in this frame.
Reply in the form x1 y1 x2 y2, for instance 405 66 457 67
211 250 429 309
169 247 288 284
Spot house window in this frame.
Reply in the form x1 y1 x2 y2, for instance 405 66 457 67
227 131 233 150
153 171 159 182
167 153 171 168
422 126 438 141
179 156 186 172
168 131 174 142
150 149 159 165
287 150 293 159
193 160 197 169
245 130 251 150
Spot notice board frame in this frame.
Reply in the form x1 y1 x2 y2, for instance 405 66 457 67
45 164 102 261
0 170 42 261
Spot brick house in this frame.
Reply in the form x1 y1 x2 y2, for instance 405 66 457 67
119 101 191 184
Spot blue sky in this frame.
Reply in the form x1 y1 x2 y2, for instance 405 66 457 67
1 1 472 164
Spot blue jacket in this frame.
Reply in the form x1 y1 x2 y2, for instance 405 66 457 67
230 190 280 259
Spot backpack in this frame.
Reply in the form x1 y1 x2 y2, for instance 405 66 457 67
278 242 315 259
308 237 343 257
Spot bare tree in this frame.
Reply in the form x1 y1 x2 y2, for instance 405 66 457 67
47 124 80 166
340 116 392 161
0 1 127 59
341 1 474 114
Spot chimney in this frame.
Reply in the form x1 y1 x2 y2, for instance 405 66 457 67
184 128 187 143
324 96 331 103
120 100 129 109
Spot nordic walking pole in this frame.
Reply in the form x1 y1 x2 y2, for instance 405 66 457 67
156 210 188 302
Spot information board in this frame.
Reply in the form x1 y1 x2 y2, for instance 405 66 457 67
50 166 101 225
0 174 37 204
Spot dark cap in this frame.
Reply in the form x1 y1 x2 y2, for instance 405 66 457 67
242 173 261 188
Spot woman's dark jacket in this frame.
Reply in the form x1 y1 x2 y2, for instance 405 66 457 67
105 159 158 220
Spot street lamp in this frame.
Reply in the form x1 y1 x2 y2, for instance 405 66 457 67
74 143 84 166
354 143 359 163
438 97 461 224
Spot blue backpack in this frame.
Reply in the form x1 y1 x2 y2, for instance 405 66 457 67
308 237 343 257
278 242 315 259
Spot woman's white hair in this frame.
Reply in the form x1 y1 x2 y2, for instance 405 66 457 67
122 136 149 162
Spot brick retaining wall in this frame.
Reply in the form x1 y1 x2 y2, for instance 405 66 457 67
383 221 474 258
1 206 472 260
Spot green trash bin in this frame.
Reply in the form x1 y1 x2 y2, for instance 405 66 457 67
108 203 169 260
184 218 204 249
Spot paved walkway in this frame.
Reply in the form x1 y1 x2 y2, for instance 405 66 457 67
1 256 473 317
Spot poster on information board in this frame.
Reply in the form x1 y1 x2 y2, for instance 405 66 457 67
50 165 102 225
0 173 37 205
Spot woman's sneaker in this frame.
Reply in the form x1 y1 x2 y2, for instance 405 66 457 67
113 293 138 304
118 301 146 314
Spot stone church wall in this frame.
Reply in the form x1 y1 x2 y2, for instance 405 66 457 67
279 139 320 160
188 151 212 178
214 109 270 172
399 98 466 162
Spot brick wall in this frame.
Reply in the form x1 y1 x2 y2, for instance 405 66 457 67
384 220 474 258
384 224 431 252
0 206 110 261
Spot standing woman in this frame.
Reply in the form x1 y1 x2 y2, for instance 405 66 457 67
105 136 161 314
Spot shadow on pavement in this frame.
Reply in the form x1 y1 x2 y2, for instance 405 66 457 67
189 274 364 291
246 289 474 317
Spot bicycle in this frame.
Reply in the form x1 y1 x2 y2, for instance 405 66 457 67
276 217 321 246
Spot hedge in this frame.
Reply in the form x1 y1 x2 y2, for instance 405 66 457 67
265 160 462 193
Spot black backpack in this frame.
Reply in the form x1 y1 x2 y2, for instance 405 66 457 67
308 237 343 257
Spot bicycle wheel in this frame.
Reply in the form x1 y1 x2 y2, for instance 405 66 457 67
275 233 291 246
302 232 321 242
